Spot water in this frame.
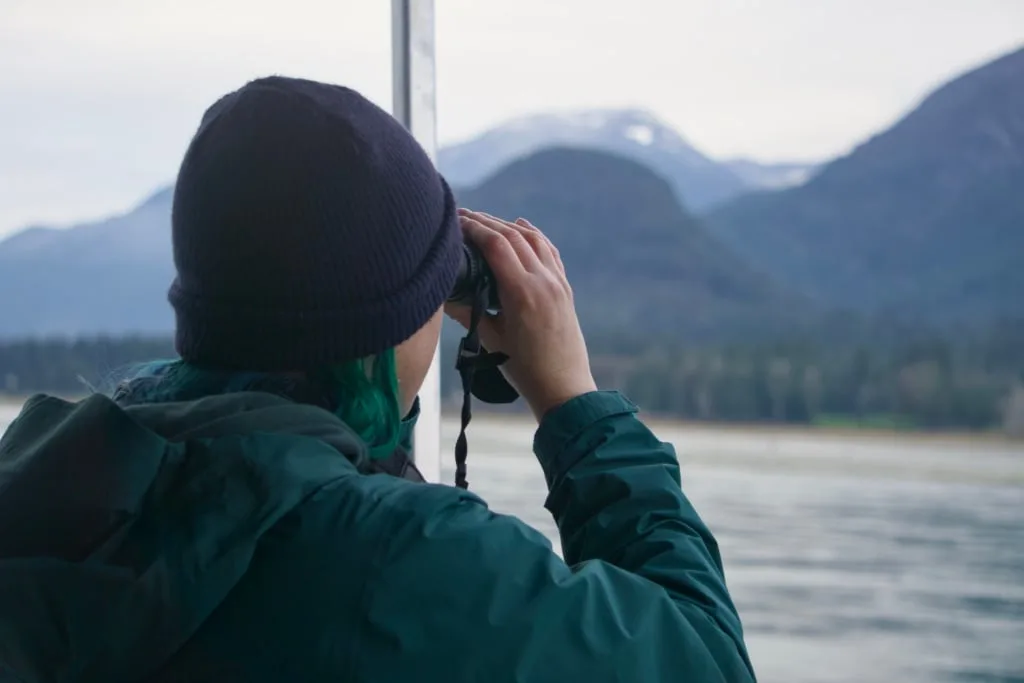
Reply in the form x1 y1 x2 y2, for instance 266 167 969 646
2 402 1023 682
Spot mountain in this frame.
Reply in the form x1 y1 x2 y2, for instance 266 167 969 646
0 149 809 342
456 147 808 340
705 46 1024 319
438 109 815 212
0 188 175 338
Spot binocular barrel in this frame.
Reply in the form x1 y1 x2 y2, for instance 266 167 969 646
448 242 501 312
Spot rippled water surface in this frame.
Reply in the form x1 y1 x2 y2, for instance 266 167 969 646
439 418 1024 683
3 403 1022 682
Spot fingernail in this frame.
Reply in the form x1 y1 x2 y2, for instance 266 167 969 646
457 207 471 215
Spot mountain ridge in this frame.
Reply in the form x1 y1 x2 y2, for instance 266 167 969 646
4 43 1021 338
455 146 812 341
438 108 819 210
0 148 800 340
705 45 1024 318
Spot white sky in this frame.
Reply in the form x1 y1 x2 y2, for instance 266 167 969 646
1 0 1022 238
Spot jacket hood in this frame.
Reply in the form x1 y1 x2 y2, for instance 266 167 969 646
0 391 365 682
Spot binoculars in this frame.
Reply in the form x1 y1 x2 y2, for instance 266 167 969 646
448 242 501 312
446 240 517 406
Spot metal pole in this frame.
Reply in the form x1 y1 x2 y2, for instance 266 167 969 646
391 0 442 483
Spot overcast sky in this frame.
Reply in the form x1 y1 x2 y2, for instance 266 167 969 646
1 0 1022 238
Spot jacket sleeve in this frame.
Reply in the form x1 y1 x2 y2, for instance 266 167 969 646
358 391 755 683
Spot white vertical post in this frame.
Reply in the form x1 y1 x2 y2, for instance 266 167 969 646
392 0 442 483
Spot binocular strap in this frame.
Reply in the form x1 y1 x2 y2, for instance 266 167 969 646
453 283 510 489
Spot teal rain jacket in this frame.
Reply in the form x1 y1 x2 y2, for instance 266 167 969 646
0 389 755 682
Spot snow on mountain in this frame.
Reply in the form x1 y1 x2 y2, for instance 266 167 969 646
438 109 816 211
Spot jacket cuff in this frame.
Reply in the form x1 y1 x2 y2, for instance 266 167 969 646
533 391 638 482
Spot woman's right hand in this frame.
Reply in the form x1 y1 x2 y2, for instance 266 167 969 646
445 209 598 421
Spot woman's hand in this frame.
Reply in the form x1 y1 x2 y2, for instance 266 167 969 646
446 209 597 420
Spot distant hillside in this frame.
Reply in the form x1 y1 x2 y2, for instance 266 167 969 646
0 189 175 338
438 109 817 211
706 45 1024 319
456 147 809 341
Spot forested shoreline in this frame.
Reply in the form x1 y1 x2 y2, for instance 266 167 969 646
3 325 1023 436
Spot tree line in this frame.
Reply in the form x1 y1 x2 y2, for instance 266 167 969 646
2 323 1024 435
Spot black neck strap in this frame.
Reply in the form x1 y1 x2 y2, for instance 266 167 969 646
452 281 511 489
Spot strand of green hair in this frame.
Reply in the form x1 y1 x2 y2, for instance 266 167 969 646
317 349 403 461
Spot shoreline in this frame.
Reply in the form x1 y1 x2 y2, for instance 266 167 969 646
441 407 1022 446
2 395 1019 445
638 414 1021 446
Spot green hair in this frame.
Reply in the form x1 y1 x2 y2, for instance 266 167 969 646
117 350 402 460
315 350 403 460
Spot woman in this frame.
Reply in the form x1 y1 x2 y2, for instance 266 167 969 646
0 77 755 682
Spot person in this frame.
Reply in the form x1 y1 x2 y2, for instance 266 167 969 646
0 76 755 682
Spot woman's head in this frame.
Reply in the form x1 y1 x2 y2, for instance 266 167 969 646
160 76 461 437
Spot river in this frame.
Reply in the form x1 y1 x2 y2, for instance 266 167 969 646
2 402 1022 682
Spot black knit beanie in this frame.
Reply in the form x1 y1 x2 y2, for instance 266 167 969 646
167 76 462 371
